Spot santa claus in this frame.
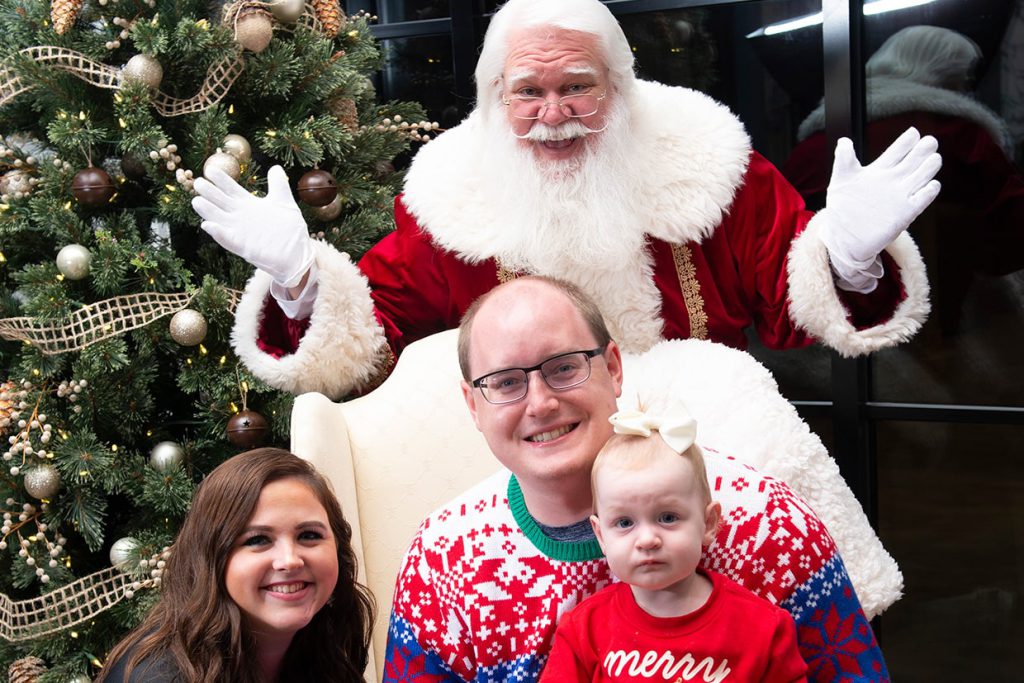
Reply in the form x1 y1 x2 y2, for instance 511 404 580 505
192 0 941 400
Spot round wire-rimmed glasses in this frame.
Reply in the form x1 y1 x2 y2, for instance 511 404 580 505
501 90 606 120
471 346 607 405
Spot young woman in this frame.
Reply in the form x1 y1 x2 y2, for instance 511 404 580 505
99 448 373 683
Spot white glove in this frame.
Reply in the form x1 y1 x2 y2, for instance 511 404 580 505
192 165 315 289
822 127 941 293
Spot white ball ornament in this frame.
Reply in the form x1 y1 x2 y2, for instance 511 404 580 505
149 441 184 472
269 0 306 23
122 54 164 89
203 151 241 181
109 536 138 569
169 308 208 346
56 244 92 280
23 465 61 499
221 134 252 164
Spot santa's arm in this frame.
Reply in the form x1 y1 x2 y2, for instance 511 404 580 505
232 241 390 399
787 128 938 354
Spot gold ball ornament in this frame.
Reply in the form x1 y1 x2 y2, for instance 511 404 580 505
235 8 274 52
149 440 185 471
71 166 115 207
313 195 342 221
227 409 269 448
122 54 163 89
66 677 91 683
270 0 306 23
56 244 92 280
109 536 138 569
23 465 61 499
169 309 208 346
203 151 241 181
221 134 252 164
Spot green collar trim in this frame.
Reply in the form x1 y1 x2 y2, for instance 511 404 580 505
507 475 604 562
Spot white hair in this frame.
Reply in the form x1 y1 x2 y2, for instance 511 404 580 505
475 0 637 122
866 26 981 90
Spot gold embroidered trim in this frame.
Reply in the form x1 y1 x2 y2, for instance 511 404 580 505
496 260 520 284
671 244 708 340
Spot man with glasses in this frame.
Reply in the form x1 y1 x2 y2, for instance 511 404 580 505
382 275 888 681
193 0 940 402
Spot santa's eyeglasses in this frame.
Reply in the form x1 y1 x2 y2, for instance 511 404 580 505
501 90 606 120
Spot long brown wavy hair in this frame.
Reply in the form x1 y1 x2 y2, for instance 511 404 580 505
97 448 374 683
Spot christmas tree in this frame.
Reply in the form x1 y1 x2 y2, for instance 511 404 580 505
0 0 429 678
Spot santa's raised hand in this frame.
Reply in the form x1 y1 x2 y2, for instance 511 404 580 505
821 127 942 292
192 165 315 289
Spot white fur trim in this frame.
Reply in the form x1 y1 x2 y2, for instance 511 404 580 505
402 79 751 259
798 77 1013 154
621 339 903 618
786 214 930 356
232 241 388 400
550 254 664 354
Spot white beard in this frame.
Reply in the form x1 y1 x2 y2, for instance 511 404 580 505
469 98 666 352
475 98 650 274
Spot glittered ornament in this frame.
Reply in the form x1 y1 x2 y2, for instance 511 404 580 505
109 536 138 569
313 195 342 221
149 440 184 471
235 8 274 52
227 409 269 448
56 244 92 280
203 151 241 181
270 0 306 23
122 54 163 89
297 169 338 207
66 677 91 683
169 309 207 346
221 134 252 164
71 166 115 207
23 465 60 500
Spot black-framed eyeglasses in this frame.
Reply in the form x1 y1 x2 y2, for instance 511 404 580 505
470 346 607 405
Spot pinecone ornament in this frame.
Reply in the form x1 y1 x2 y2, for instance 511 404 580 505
50 0 83 34
8 656 47 683
313 0 344 38
329 97 358 132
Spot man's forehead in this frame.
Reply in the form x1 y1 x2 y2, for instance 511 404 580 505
469 284 590 365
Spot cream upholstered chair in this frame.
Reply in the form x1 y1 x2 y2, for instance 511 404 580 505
290 329 902 681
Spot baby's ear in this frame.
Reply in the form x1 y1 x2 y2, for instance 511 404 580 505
590 515 605 550
703 501 722 546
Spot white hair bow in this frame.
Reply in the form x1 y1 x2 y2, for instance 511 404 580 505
608 409 698 454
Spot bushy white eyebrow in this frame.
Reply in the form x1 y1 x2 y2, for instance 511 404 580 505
505 65 599 85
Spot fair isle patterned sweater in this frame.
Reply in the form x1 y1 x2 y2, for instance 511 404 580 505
383 455 889 683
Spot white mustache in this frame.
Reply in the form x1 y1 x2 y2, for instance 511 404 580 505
513 120 604 141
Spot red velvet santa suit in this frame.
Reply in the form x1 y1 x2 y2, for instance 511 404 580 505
232 81 929 400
